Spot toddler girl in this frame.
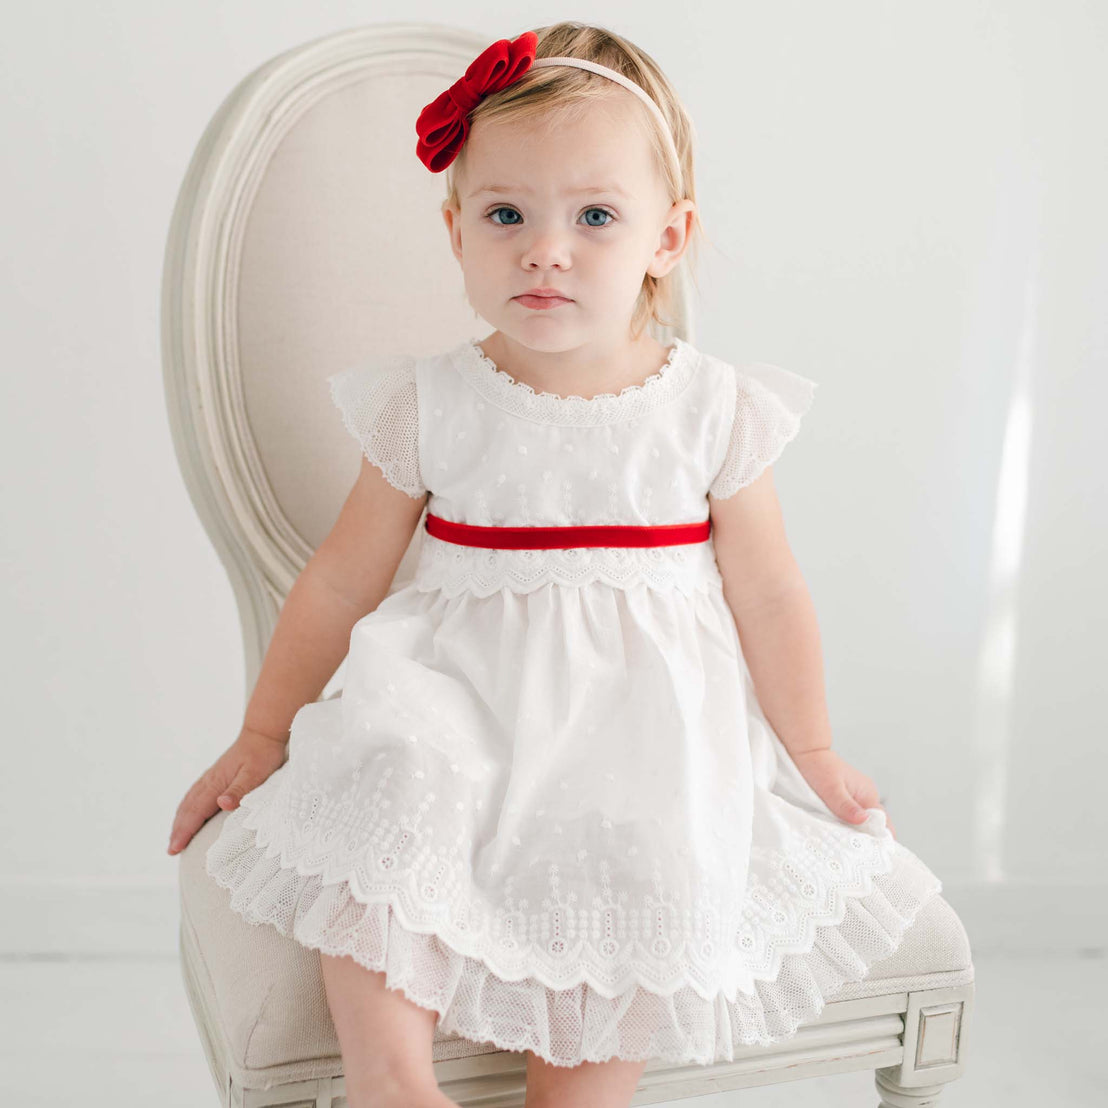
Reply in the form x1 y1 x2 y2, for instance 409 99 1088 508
168 21 942 1108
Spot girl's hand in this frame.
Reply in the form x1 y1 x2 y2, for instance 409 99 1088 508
790 748 896 841
166 728 288 856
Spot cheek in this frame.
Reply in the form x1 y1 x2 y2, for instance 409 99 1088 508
611 240 653 279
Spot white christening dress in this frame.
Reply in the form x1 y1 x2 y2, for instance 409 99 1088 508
205 335 943 1068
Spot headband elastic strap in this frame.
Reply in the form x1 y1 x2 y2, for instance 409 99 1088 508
529 56 682 173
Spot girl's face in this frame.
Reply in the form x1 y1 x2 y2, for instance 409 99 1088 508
443 93 694 355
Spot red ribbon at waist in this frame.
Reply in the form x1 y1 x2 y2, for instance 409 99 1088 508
424 512 711 550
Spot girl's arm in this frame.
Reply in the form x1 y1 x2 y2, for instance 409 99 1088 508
242 456 429 743
708 466 832 757
168 458 428 854
709 467 890 831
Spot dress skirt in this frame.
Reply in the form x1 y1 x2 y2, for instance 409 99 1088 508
205 576 943 1068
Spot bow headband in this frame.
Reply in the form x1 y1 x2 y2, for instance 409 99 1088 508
415 30 680 174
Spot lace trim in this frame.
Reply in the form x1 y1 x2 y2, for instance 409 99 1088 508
207 798 941 1065
206 759 922 1000
452 337 699 426
411 532 725 597
327 357 428 499
708 363 818 500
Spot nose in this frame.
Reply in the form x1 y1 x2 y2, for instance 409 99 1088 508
520 225 571 271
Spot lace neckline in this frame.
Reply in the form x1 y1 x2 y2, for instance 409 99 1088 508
452 336 698 426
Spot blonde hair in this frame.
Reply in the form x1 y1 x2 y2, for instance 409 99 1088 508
443 22 707 342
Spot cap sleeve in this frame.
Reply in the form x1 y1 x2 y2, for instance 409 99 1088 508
708 362 818 499
326 355 427 499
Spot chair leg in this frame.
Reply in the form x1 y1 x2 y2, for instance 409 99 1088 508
874 982 974 1108
874 1070 950 1106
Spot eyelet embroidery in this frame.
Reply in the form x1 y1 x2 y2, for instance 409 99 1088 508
210 775 917 1003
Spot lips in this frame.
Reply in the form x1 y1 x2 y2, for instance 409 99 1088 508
515 294 572 310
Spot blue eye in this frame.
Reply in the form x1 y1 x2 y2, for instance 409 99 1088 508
581 207 614 228
486 207 522 226
485 206 615 228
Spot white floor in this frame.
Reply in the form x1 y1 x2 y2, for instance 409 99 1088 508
0 953 1102 1106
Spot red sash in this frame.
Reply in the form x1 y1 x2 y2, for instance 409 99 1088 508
424 512 711 550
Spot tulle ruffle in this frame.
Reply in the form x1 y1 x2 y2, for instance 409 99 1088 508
206 808 941 1068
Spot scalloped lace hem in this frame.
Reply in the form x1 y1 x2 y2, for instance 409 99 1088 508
205 816 942 1067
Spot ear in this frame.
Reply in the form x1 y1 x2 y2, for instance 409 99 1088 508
442 202 463 263
647 199 695 280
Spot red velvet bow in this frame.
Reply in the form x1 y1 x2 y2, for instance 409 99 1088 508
415 31 538 173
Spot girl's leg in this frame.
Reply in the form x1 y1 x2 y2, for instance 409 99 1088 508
320 951 459 1108
523 1049 650 1108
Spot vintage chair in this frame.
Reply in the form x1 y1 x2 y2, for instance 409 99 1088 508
163 22 976 1107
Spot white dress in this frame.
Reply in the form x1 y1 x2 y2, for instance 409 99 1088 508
205 336 943 1068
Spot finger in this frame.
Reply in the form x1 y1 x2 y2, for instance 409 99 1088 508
855 784 881 809
216 766 258 811
168 772 231 855
167 799 217 854
836 785 868 823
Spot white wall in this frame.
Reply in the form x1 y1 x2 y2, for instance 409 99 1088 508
2 0 1104 967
